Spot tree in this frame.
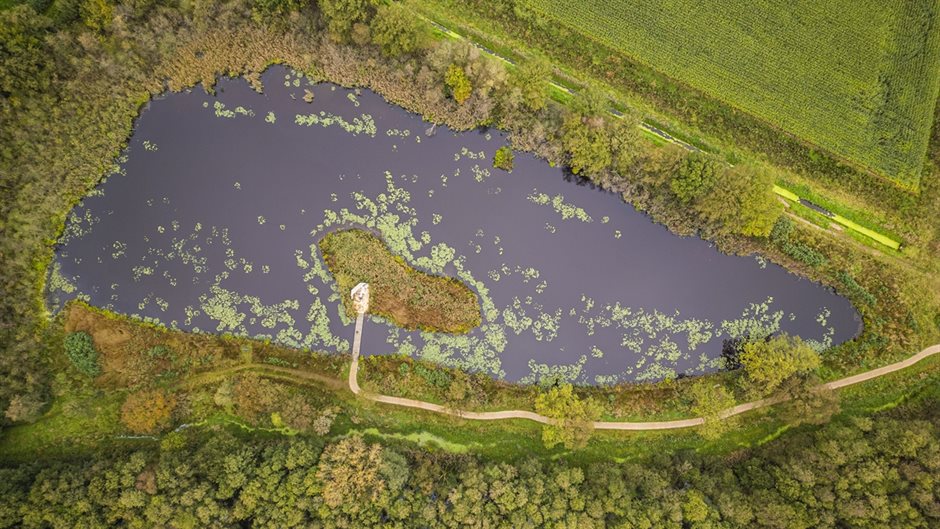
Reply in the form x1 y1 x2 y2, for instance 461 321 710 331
671 152 720 203
609 115 642 178
561 113 612 176
315 435 407 512
370 2 423 57
493 146 513 171
694 163 782 237
80 0 113 33
689 380 738 440
778 373 840 426
0 6 52 106
445 64 472 104
120 389 176 434
739 334 821 396
534 384 602 449
64 331 101 377
4 394 44 423
318 0 377 43
252 0 305 24
509 56 551 111
570 86 609 119
682 490 711 523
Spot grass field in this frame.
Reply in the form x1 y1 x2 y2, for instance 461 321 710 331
524 0 940 189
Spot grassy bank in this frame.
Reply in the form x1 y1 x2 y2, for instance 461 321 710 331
3 302 940 465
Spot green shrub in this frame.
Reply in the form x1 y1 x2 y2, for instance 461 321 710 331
770 217 827 267
146 345 170 358
413 364 451 388
64 331 101 376
838 271 877 306
493 146 514 171
264 356 297 368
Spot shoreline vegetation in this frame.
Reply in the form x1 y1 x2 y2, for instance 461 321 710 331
320 228 482 334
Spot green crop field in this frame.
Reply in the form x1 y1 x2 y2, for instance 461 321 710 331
524 0 940 190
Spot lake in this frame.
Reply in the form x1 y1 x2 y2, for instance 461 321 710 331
48 66 861 384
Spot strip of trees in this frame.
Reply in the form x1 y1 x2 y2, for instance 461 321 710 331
1 392 938 528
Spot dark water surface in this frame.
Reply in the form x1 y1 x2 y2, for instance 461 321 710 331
49 66 861 384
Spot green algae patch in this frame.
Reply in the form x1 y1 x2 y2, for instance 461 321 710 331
319 228 481 334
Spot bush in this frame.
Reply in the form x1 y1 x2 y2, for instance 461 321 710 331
413 364 451 388
770 217 827 267
120 389 176 434
64 331 100 376
838 271 877 306
493 146 514 171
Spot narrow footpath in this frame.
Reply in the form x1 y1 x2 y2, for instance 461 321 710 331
349 324 940 430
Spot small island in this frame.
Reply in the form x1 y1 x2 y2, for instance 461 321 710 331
319 229 481 334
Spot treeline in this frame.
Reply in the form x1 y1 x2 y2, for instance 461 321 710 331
1 393 939 528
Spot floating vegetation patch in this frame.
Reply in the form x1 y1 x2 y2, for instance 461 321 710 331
211 101 254 119
294 111 377 136
527 190 593 223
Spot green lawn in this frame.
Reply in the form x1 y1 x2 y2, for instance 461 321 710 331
523 0 940 189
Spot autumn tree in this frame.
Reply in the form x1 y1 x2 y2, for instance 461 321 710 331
279 393 316 431
370 2 424 57
4 394 44 424
318 0 377 43
445 64 472 104
315 435 409 513
120 388 176 434
694 163 782 237
689 380 738 440
509 56 551 111
671 152 721 203
534 384 602 449
739 334 821 396
233 373 280 424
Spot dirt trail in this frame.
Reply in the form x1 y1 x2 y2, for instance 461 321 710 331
183 339 940 431
348 337 940 430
